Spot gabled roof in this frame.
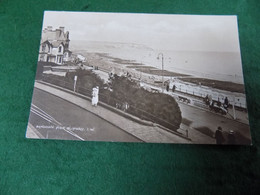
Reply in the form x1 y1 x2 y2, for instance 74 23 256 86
41 40 65 48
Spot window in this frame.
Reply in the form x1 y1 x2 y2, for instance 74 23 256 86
42 45 46 52
59 46 62 52
40 54 44 61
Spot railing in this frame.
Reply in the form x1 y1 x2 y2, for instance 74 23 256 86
175 85 247 109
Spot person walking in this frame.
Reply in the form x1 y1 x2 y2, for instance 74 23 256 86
215 126 225 145
92 87 99 106
224 97 229 110
166 83 169 92
172 84 176 92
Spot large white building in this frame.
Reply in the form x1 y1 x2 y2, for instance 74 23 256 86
38 26 71 65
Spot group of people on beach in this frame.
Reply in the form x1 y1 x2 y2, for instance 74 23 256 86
215 126 236 145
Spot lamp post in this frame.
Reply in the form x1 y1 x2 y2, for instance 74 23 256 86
157 53 164 92
232 96 236 120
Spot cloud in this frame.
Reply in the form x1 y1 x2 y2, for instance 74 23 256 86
43 11 240 52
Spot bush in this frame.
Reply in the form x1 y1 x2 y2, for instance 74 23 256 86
109 75 182 131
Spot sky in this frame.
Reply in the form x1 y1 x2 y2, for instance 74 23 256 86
42 11 241 52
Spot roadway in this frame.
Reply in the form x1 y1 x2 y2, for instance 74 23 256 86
178 102 251 143
29 88 142 142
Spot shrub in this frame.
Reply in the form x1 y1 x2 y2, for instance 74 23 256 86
109 75 182 131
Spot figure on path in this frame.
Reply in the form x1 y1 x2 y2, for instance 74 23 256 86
224 97 229 110
215 126 225 145
172 84 176 92
92 86 99 106
166 83 169 92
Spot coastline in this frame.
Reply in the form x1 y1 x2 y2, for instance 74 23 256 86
72 50 245 94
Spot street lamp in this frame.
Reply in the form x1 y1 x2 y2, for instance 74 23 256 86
157 53 164 92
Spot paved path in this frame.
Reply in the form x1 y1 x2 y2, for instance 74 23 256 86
32 81 191 143
27 88 141 142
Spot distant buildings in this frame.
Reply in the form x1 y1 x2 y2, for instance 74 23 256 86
38 26 71 65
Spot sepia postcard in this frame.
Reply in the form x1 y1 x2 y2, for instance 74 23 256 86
26 11 252 144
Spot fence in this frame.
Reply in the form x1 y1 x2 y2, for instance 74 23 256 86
171 82 247 109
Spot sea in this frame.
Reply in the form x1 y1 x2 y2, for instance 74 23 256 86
70 41 245 84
